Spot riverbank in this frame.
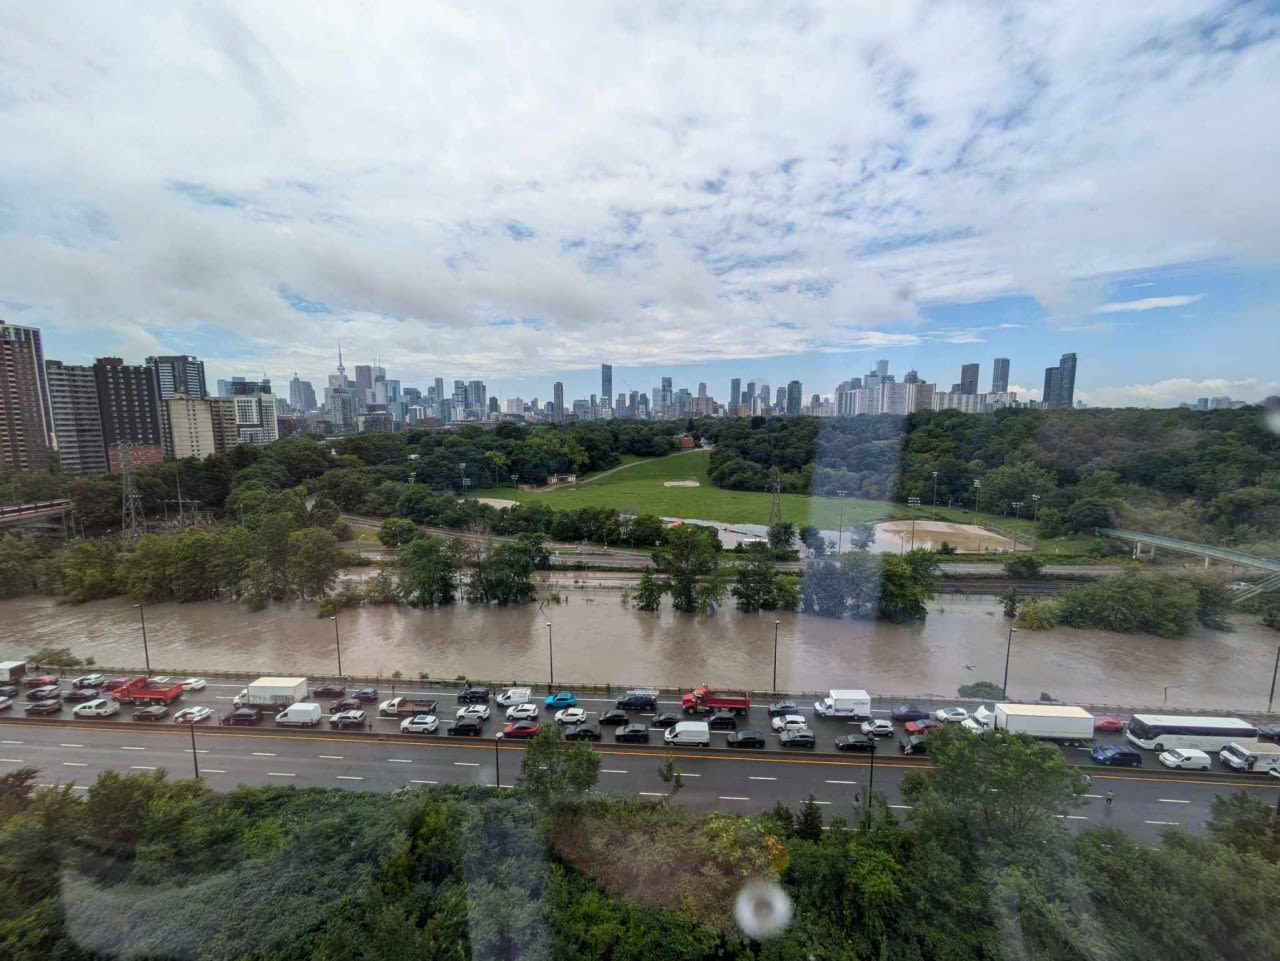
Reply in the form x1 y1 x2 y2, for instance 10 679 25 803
4 591 1276 713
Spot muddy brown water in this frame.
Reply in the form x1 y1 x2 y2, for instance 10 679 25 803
2 593 1275 713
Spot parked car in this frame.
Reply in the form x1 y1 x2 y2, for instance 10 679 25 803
779 728 816 749
132 705 169 721
63 687 101 702
934 707 969 723
1257 722 1280 743
1090 744 1143 767
23 674 59 689
72 673 106 689
544 691 577 708
24 699 62 715
599 709 630 726
835 733 876 752
311 684 346 698
400 714 439 734
26 685 61 701
564 722 601 741
329 709 367 729
0 696 11 712
555 707 588 725
861 719 894 737
173 706 213 724
615 723 650 743
505 703 539 721
726 729 767 748
457 686 492 704
221 707 263 726
901 734 929 755
180 677 207 691
707 710 738 731
771 714 808 733
651 712 681 728
330 697 362 713
768 700 800 717
456 704 491 722
73 698 120 718
1159 748 1211 771
891 704 928 722
904 718 941 735
0 684 17 698
353 686 379 702
447 716 484 736
501 720 540 739
1094 715 1125 733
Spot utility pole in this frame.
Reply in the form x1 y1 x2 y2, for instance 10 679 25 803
1031 493 1041 525
495 739 501 788
1268 646 1280 715
330 615 342 677
188 721 200 778
1010 501 1024 551
907 497 921 550
931 471 939 521
972 478 982 514
836 490 848 554
546 621 554 690
1002 626 1016 699
133 603 151 673
772 620 781 692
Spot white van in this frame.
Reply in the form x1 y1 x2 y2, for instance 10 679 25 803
274 702 323 727
664 720 710 747
496 687 532 707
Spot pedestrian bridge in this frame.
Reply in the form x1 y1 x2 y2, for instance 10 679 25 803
1099 528 1280 574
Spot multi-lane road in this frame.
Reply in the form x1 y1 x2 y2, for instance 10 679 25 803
5 676 1278 841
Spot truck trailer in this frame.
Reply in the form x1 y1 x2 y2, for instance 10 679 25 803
234 677 309 709
993 703 1095 745
0 661 26 684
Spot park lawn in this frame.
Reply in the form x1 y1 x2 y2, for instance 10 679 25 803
892 502 1040 536
513 449 891 529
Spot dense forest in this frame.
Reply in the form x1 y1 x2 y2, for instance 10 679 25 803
3 725 1278 961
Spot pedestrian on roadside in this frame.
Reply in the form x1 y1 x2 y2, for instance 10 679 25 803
854 792 861 807
1105 790 1114 809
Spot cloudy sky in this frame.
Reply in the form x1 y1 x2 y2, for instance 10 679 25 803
2 1 1279 407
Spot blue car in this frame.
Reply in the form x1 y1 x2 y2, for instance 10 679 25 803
1090 744 1142 767
544 691 577 708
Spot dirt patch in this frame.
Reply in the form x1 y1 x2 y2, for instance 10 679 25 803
473 497 518 509
873 520 1016 553
662 480 701 488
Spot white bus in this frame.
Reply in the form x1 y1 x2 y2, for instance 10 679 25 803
1125 714 1257 753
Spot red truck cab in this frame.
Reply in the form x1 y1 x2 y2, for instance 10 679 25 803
681 685 750 716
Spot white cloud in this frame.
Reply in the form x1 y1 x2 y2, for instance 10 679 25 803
0 1 1277 385
1090 294 1204 313
1080 377 1280 409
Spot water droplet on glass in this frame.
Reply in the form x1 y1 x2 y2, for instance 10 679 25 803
734 880 792 939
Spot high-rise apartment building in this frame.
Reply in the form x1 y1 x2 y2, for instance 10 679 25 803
468 380 486 415
44 361 106 473
93 357 164 471
147 355 207 400
960 363 980 395
1041 352 1078 409
786 380 802 415
0 321 53 447
729 378 741 409
775 386 786 410
601 364 612 408
0 336 51 471
289 374 317 412
991 358 1010 394
354 365 373 411
208 398 239 451
553 382 565 420
231 390 279 445
166 394 217 459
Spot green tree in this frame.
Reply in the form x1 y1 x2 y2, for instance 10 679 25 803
657 757 684 805
767 521 795 551
1015 596 1061 629
1263 604 1280 631
1003 555 1044 579
774 573 800 611
799 525 826 556
633 569 665 612
165 528 220 602
517 531 552 570
398 536 460 606
1056 569 1201 637
845 523 874 550
256 511 297 599
1001 588 1020 619
653 524 721 614
1063 496 1113 534
466 542 537 606
377 517 419 548
0 535 54 599
628 514 665 547
1206 791 1280 862
27 648 92 670
794 794 824 841
957 681 1004 699
287 527 346 600
115 534 174 602
516 724 600 804
307 496 341 531
59 537 120 603
732 541 777 612
878 552 934 622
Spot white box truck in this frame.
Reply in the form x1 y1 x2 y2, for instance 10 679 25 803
813 689 872 720
1218 741 1280 774
274 702 323 727
664 720 711 747
0 661 26 684
234 677 309 709
993 703 1094 745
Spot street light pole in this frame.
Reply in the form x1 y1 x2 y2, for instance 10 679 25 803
133 603 151 673
836 490 848 554
1010 501 1024 552
1002 626 1017 699
1031 493 1041 525
546 621 554 690
867 743 876 820
1268 645 1280 715
773 620 780 693
972 478 982 513
330 615 342 677
931 471 939 521
495 739 500 788
188 721 200 778
907 497 921 550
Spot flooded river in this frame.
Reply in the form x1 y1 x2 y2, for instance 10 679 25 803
4 592 1277 713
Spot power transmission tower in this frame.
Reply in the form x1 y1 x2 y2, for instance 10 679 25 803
118 443 145 543
768 466 783 531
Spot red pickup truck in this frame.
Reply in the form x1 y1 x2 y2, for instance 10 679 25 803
112 676 185 706
682 685 750 716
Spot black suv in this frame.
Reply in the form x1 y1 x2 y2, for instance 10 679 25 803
615 691 658 711
707 711 737 731
564 722 601 741
132 705 169 721
727 730 766 749
834 734 876 753
311 684 346 698
456 686 491 704
614 724 650 743
779 729 816 749
221 708 263 726
651 712 681 728
448 716 484 736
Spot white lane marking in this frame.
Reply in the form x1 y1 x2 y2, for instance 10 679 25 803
454 761 480 767
601 769 628 774
680 772 701 777
267 772 295 777
826 779 858 785
59 743 83 748
639 791 667 797
812 801 832 806
318 755 344 760
337 775 363 781
62 761 88 767
251 752 276 757
202 769 226 773
71 784 89 790
215 696 236 700
889 804 913 810
1083 793 1104 799
131 766 157 771
1055 814 1090 820
1159 798 1191 804
120 746 145 751
0 758 24 763
1145 820 1180 826
183 749 209 754
749 776 777 781
0 739 23 744
410 779 438 784
719 795 751 801
387 759 412 763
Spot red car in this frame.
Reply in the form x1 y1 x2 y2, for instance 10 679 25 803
904 718 941 735
1094 715 1124 732
502 721 540 739
22 674 59 688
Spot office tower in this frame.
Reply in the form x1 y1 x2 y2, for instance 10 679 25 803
227 378 270 396
553 382 565 420
638 392 649 416
775 386 785 409
44 361 106 473
469 380 486 414
93 357 164 471
289 374 317 412
590 393 597 409
960 363 979 395
786 380 802 415
875 359 889 377
697 382 707 399
744 381 756 408
166 394 217 459
629 390 639 417
0 336 51 471
729 378 741 409
601 364 612 407
433 378 445 406
757 383 769 409
676 388 691 414
991 358 1010 394
217 376 247 398
1041 353 1077 409
1041 366 1059 407
1196 397 1209 410
354 365 373 410
323 387 351 434
488 396 499 414
0 321 53 447
147 355 207 400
